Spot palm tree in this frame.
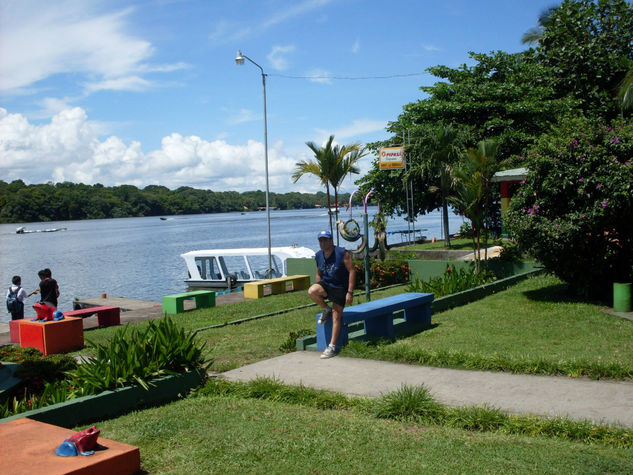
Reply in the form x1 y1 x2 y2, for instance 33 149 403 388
521 6 557 45
618 66 633 114
329 144 366 243
405 125 463 247
450 139 503 269
293 135 337 233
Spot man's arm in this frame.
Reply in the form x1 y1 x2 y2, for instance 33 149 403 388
315 267 323 284
343 251 355 304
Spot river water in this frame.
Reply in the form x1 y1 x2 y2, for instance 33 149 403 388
0 207 463 322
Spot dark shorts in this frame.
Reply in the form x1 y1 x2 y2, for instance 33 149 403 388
317 282 347 307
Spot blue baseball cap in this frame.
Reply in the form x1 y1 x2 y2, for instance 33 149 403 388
317 230 333 239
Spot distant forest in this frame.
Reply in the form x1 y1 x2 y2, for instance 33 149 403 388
0 180 351 224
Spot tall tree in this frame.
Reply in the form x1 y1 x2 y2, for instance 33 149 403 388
329 144 366 243
405 125 464 247
293 135 336 233
527 0 633 119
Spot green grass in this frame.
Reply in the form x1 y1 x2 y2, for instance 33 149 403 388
91 388 633 474
77 274 633 378
344 274 633 379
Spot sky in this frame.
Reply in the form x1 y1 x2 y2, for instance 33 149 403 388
0 0 558 194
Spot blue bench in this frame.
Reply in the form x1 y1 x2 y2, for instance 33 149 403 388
316 292 434 351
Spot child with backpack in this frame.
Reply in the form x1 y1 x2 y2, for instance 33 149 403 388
6 275 29 320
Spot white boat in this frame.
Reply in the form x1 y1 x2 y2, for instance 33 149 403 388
181 246 315 289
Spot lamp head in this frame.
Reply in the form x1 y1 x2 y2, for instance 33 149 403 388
235 50 245 65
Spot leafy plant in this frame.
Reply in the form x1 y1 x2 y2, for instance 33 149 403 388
0 345 43 362
407 264 495 297
507 116 633 297
70 317 210 393
374 384 444 423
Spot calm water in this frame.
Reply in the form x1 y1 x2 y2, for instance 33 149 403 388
0 207 463 322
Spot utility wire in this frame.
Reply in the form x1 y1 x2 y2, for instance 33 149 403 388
268 72 426 80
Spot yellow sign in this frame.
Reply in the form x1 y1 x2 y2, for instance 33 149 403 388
379 147 405 169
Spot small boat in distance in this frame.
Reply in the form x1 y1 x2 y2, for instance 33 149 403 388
16 226 67 234
181 246 315 289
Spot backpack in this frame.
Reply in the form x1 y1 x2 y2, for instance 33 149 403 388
6 286 24 315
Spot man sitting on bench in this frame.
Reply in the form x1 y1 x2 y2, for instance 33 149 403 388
308 230 356 359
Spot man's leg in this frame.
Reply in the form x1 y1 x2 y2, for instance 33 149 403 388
329 302 344 347
308 283 329 309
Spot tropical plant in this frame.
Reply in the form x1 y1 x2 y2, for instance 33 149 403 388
506 116 633 297
407 264 495 297
405 125 464 248
449 139 504 270
294 135 365 237
618 66 633 114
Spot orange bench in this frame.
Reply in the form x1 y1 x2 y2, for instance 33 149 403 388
19 316 84 356
0 418 140 475
63 306 121 328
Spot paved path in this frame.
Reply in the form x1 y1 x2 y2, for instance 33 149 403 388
222 352 633 428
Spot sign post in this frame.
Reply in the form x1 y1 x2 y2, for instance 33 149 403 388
378 147 405 170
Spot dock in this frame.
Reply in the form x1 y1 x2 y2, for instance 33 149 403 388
0 291 246 347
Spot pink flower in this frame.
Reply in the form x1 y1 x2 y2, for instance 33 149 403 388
601 200 608 208
579 177 584 183
596 183 602 189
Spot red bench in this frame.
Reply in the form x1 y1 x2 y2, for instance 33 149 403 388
63 305 121 328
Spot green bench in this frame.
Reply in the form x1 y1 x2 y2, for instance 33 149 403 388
162 290 215 315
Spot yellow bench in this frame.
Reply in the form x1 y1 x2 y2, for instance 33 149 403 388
244 274 310 299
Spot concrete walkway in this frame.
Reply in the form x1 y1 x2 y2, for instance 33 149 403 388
222 352 633 428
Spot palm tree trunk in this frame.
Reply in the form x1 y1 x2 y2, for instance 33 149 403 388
333 186 340 246
325 182 333 235
442 191 451 248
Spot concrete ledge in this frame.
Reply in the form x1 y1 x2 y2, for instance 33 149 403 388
0 369 206 428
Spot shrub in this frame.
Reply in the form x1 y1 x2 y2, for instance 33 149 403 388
506 116 633 297
354 258 410 289
70 317 210 393
407 264 495 297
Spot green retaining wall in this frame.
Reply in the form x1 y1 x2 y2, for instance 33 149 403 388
287 258 316 283
408 260 542 281
0 369 206 428
288 257 541 284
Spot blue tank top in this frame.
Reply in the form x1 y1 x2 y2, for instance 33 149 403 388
315 246 349 289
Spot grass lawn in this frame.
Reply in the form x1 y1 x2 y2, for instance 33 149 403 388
78 274 633 378
345 274 633 379
93 394 633 474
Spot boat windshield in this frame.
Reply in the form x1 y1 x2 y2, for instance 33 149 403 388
246 254 283 279
195 257 222 280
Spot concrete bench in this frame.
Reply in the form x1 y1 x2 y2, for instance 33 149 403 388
63 305 121 328
244 274 310 299
162 290 215 315
316 292 434 351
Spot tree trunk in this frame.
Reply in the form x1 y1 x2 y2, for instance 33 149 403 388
326 183 333 235
442 191 451 248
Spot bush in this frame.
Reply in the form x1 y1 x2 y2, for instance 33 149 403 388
407 264 495 297
354 258 410 289
506 116 633 297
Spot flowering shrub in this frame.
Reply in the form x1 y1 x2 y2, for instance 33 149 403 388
354 258 410 289
506 116 633 297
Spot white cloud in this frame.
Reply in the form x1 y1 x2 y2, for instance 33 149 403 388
314 119 387 141
0 107 317 192
351 38 360 53
228 109 259 125
306 68 332 85
0 1 182 95
423 44 441 52
267 45 296 71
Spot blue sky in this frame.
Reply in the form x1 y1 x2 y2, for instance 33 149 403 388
1 0 557 193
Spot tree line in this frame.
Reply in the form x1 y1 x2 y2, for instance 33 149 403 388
0 180 350 223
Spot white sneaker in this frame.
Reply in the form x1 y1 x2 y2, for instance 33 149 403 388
320 344 338 359
317 306 333 325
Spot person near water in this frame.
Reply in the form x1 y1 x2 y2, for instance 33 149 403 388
32 268 60 309
308 230 356 359
6 275 29 320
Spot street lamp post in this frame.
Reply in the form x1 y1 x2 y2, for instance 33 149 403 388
235 50 273 276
